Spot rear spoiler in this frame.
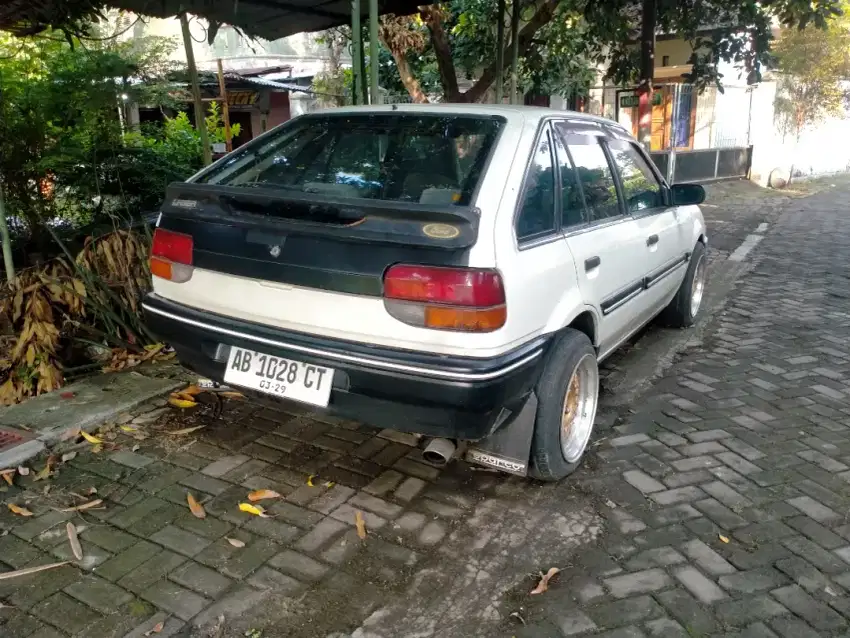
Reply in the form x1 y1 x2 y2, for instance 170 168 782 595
160 182 481 250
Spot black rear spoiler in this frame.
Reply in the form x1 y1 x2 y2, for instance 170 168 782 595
160 182 481 250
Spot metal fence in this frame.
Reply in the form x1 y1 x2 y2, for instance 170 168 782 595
584 83 754 184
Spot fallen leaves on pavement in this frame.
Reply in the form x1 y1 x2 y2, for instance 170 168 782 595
79 430 103 445
167 397 197 409
719 534 730 543
227 537 246 548
61 499 103 512
166 425 206 436
0 469 13 486
247 489 281 502
0 561 69 581
66 523 83 561
187 493 206 519
530 567 561 595
306 475 315 487
238 502 268 517
144 621 165 636
7 503 33 517
355 510 367 540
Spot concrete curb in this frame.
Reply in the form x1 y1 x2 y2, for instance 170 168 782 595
0 370 183 468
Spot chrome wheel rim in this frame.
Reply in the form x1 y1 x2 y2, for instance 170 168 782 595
560 354 599 463
690 255 707 317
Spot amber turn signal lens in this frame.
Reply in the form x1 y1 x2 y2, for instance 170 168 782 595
424 305 507 332
150 257 172 280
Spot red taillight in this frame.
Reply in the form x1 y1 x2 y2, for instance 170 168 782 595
383 265 506 332
152 228 193 265
150 228 194 283
384 265 504 306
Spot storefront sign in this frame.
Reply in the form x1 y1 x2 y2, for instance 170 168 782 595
227 91 259 106
620 92 663 108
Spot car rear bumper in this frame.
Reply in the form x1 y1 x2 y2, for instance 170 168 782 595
143 294 549 440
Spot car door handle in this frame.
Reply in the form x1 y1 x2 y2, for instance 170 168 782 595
647 234 659 246
584 256 601 271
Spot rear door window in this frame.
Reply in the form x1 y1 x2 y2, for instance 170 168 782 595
606 141 665 213
197 114 503 206
515 132 556 240
558 132 621 222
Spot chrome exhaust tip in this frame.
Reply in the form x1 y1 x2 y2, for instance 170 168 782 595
422 438 456 467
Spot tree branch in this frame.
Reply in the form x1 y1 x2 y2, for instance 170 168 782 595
419 5 460 102
462 0 560 103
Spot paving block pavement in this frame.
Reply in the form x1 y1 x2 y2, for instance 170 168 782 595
1 180 850 637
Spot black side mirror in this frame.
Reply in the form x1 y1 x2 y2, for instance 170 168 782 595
670 183 706 206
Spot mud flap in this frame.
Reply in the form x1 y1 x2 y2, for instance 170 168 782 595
464 392 537 476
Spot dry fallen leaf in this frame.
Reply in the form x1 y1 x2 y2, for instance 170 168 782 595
61 499 103 512
719 534 730 544
166 425 206 436
144 621 165 636
306 475 315 487
79 430 103 445
355 510 367 540
8 503 33 517
119 425 138 433
182 385 203 396
33 458 55 482
17 466 30 476
247 489 281 502
187 493 206 519
61 451 77 463
530 567 561 595
218 391 245 400
87 487 98 495
168 397 198 409
0 470 13 487
66 523 83 561
324 481 335 488
0 561 69 581
238 502 268 517
227 537 246 548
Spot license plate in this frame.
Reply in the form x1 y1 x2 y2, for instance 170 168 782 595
223 347 334 407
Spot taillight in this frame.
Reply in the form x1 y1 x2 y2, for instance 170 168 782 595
383 265 506 332
150 228 194 283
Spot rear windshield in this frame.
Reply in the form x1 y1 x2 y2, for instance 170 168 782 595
196 113 503 206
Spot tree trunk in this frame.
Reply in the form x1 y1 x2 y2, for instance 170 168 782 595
462 0 559 103
386 45 429 103
420 6 461 102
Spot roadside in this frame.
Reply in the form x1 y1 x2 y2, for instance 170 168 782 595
0 177 842 638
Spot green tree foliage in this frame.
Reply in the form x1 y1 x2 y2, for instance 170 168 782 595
0 30 235 257
773 2 850 140
360 0 844 103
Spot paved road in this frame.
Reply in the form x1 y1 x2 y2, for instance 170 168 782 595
2 179 850 638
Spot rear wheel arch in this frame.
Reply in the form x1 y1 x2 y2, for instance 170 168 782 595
565 310 598 349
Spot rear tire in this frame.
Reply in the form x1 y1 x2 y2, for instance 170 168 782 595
529 329 599 482
663 241 707 328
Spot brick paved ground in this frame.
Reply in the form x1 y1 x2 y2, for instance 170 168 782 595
1 179 849 638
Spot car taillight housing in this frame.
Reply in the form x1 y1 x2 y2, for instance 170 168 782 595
383 265 506 332
150 228 194 283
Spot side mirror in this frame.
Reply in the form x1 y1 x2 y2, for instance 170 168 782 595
670 183 706 206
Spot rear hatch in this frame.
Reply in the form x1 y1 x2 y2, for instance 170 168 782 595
151 111 506 355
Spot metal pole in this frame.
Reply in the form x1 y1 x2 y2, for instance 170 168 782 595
369 0 381 104
180 13 212 166
351 0 362 105
509 0 520 104
637 0 656 149
0 183 14 282
668 84 679 184
495 0 505 104
217 59 233 152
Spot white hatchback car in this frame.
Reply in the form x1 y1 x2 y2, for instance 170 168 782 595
144 104 707 481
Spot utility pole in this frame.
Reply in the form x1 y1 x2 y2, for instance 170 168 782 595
216 59 233 153
495 0 505 104
180 13 212 166
369 0 381 104
638 0 656 149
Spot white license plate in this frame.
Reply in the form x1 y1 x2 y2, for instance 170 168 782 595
223 347 334 407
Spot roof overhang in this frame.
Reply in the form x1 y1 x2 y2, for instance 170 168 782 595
1 0 437 41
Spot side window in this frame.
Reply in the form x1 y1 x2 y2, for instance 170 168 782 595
516 132 556 240
552 132 590 228
560 133 620 221
608 142 664 213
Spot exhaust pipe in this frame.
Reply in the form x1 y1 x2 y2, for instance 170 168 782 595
422 438 456 467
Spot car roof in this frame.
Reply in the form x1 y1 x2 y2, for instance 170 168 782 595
311 103 628 134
